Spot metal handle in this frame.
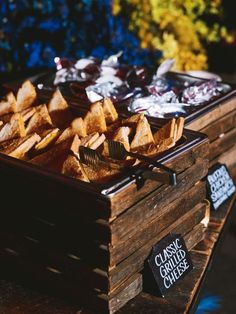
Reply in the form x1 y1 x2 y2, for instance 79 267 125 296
128 151 177 186
142 169 177 185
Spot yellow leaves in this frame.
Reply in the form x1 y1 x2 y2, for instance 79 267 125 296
225 34 235 44
195 21 209 37
114 0 235 71
156 33 207 71
112 0 121 15
220 27 235 44
160 33 179 59
177 49 208 71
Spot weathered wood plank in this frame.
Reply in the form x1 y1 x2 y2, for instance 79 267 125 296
109 139 209 217
193 230 218 255
109 201 207 268
2 192 206 294
109 166 207 244
108 273 142 314
183 223 206 252
200 109 236 142
109 214 206 292
0 249 142 314
186 96 236 131
210 144 236 169
118 251 209 314
209 127 236 160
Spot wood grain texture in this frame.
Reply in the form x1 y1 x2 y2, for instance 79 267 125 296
109 201 207 267
209 127 236 160
200 110 236 142
117 251 209 314
210 144 236 170
109 216 206 292
186 97 236 131
109 164 207 244
109 139 209 217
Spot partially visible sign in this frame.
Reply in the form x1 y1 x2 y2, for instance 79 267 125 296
206 163 236 210
147 233 193 296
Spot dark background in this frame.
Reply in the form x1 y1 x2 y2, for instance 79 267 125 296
0 0 236 85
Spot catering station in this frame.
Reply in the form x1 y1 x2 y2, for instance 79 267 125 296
0 55 235 313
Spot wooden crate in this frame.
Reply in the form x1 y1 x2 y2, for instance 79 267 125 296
0 201 208 313
0 127 209 313
186 94 236 166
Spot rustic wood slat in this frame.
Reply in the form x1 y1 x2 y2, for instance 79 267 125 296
118 197 236 314
186 97 236 131
0 194 233 314
117 251 210 314
109 201 207 267
200 109 236 142
193 230 218 256
210 144 236 169
0 249 142 314
109 163 207 244
209 127 236 160
0 199 207 294
109 139 209 217
109 212 207 292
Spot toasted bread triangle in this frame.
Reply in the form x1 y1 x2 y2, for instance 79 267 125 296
157 137 176 153
82 163 120 183
16 81 37 111
21 107 36 122
84 102 107 134
102 98 118 124
48 89 68 112
55 127 76 145
56 117 87 145
130 116 154 151
122 113 145 129
0 92 16 116
26 104 53 135
89 134 106 150
30 135 80 168
0 113 26 143
48 89 73 128
34 128 60 152
112 126 131 152
62 154 90 182
175 117 185 142
80 133 99 147
153 119 176 144
70 117 87 137
0 107 36 125
1 133 41 159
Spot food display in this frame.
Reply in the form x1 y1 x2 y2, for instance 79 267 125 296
0 75 210 314
0 80 185 185
34 55 233 121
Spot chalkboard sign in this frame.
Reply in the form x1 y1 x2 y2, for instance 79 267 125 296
146 233 193 296
206 163 236 211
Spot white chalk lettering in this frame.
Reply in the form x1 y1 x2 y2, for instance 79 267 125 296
208 165 235 209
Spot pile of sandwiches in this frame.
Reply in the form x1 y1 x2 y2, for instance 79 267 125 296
0 80 184 183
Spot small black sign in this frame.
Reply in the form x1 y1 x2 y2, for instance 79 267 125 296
146 233 193 296
206 163 236 211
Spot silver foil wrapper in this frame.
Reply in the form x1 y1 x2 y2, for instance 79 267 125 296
86 82 118 102
101 51 123 67
181 80 231 105
129 91 189 118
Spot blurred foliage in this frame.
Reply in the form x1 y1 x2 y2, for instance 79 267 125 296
0 0 235 73
113 0 235 70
